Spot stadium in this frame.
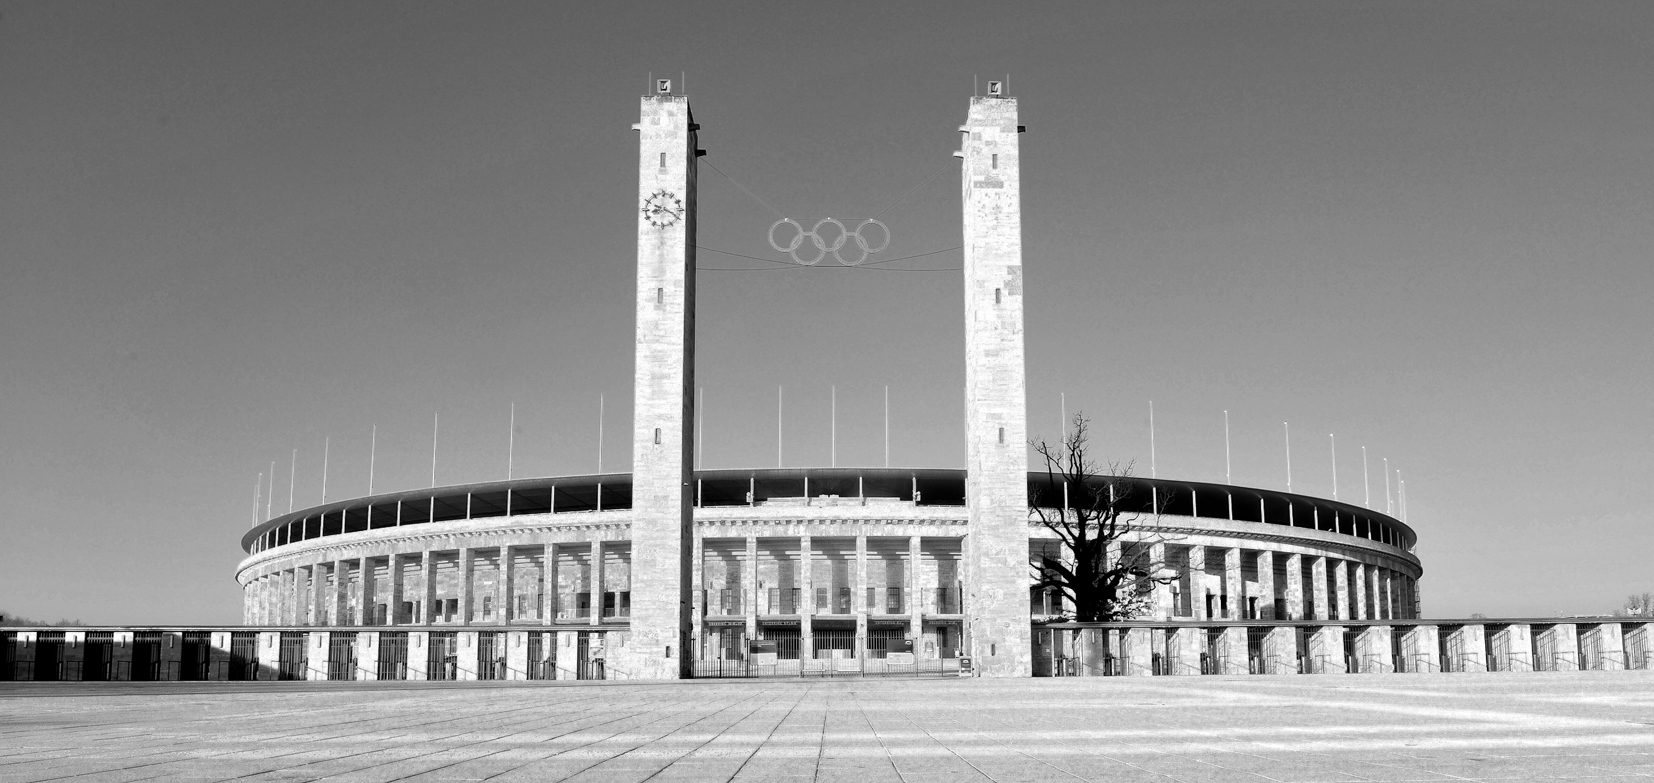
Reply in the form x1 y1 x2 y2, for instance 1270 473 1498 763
233 466 1423 679
8 85 1645 684
229 82 1428 680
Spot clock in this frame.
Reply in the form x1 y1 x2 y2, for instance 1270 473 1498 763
642 189 684 228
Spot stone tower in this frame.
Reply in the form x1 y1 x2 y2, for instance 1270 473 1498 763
959 91 1032 677
627 85 698 679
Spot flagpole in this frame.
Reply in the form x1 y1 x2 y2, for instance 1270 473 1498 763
288 449 296 513
1223 410 1231 485
507 403 515 480
1362 446 1370 508
1149 401 1156 479
1329 433 1338 501
322 437 330 503
368 425 377 495
1283 422 1291 493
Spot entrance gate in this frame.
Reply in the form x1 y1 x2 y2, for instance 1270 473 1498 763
181 631 210 681
377 632 408 680
427 632 457 681
575 632 604 680
229 632 258 681
133 631 163 681
527 632 554 680
477 632 505 680
83 632 114 681
277 632 307 680
33 632 63 681
328 632 358 680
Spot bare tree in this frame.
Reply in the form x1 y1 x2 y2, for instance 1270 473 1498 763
1619 593 1654 618
1029 414 1179 622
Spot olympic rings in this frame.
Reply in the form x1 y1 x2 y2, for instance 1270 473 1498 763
768 218 890 266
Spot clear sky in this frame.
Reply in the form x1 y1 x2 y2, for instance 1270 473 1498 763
2 1 1649 624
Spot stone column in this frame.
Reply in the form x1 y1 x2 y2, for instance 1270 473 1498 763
908 535 923 641
1150 542 1172 620
421 551 437 626
1354 625 1393 673
1311 557 1330 621
1352 563 1367 621
1262 626 1296 674
1224 548 1242 620
1170 626 1202 675
855 534 868 657
1219 626 1248 674
459 548 474 626
541 545 557 626
307 632 327 681
505 630 527 681
360 557 376 625
627 88 698 679
1400 624 1439 673
1187 545 1207 621
687 537 701 657
800 535 813 658
313 566 329 626
332 560 349 626
1307 626 1346 674
357 631 379 681
500 548 515 625
960 91 1032 677
1123 625 1154 676
1449 624 1487 672
1333 560 1350 622
1256 551 1276 620
590 540 605 626
292 567 307 626
1589 623 1626 670
745 535 759 639
389 555 406 625
1285 554 1304 621
1376 566 1389 615
1492 623 1533 672
406 631 429 680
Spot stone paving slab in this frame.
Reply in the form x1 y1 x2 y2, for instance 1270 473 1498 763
1 672 1652 782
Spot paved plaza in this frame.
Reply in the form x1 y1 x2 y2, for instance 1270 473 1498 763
2 673 1652 782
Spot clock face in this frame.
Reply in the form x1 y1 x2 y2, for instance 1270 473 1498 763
642 189 684 228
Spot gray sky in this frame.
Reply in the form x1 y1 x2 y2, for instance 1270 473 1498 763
3 1 1650 624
